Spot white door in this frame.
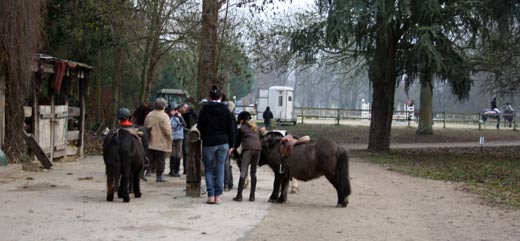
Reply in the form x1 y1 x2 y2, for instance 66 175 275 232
286 91 294 121
38 105 68 159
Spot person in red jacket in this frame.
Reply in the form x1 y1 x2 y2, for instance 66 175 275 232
117 108 133 127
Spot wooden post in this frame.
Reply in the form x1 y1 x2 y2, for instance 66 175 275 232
514 114 517 131
336 108 340 125
50 91 55 161
186 129 202 197
300 108 304 124
79 78 86 157
24 131 52 169
407 110 411 127
0 66 5 147
443 112 446 128
478 113 482 130
33 89 39 144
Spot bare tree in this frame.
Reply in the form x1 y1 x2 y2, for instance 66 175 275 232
0 0 44 159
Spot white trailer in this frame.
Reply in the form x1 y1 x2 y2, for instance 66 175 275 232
257 86 296 124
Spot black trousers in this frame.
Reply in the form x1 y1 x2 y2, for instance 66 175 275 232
182 137 187 173
224 155 233 188
148 149 166 176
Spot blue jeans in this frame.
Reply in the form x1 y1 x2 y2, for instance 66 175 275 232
202 144 228 197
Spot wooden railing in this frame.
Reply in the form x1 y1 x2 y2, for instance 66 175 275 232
294 107 517 130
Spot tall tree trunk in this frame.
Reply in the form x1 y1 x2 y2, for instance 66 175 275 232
144 46 161 102
139 0 164 102
110 47 123 129
95 52 102 125
417 73 434 135
197 0 222 100
367 15 399 152
0 0 43 160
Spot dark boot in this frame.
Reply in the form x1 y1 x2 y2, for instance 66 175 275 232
249 176 257 202
173 158 181 177
156 175 167 182
168 157 175 177
233 177 245 202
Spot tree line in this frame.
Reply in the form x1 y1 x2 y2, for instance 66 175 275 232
1 0 519 158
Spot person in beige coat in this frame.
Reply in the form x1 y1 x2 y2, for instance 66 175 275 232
144 98 172 182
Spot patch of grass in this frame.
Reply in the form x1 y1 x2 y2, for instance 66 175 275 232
356 147 520 209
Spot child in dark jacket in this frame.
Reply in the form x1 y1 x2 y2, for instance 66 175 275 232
230 111 262 202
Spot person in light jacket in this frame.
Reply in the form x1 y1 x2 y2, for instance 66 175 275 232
167 103 186 177
144 98 172 182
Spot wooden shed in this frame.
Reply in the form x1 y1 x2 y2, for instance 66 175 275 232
22 54 92 163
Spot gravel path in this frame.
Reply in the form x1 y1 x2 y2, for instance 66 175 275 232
242 158 520 241
1 151 519 241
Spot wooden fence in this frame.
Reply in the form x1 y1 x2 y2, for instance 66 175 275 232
293 107 517 130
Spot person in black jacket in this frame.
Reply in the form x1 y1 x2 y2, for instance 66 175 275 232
197 86 235 204
491 97 498 111
262 106 273 130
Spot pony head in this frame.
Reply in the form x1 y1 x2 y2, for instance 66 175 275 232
259 131 284 166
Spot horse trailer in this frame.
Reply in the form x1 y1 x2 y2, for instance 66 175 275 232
256 86 297 125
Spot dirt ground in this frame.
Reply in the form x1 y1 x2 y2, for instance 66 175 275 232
1 155 520 241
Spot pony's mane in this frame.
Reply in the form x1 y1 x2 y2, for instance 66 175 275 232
262 131 284 148
265 131 284 139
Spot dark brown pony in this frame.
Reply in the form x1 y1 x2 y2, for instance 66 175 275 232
259 132 351 207
131 102 153 126
103 127 150 202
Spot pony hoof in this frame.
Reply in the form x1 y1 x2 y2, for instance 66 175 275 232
268 198 276 203
276 199 286 204
135 193 142 198
107 195 114 202
336 203 347 208
123 197 130 202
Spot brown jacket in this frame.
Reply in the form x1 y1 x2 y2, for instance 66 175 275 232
144 110 172 152
234 124 261 151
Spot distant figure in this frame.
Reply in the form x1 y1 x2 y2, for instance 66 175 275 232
505 102 514 112
262 106 273 130
504 102 515 128
491 97 498 112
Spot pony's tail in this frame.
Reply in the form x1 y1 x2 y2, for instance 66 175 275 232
105 134 122 177
336 147 351 197
104 133 121 201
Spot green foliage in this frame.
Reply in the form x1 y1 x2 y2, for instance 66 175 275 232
43 0 116 62
218 43 255 100
294 0 480 100
153 49 199 99
475 0 520 95
363 147 520 208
